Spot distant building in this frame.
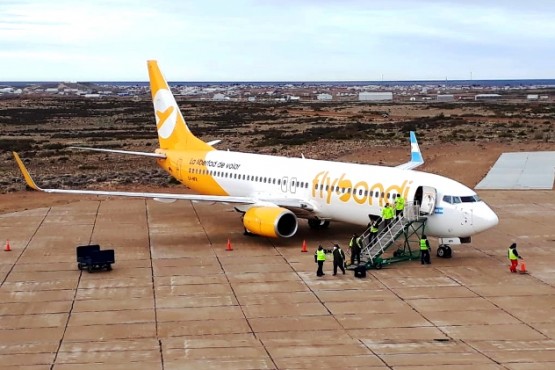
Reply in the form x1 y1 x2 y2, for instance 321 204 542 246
527 94 539 100
247 97 256 102
316 93 332 101
475 93 501 101
358 92 393 101
436 94 455 102
213 93 226 101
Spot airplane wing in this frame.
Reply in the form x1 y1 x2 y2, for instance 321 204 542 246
70 147 166 158
13 152 314 211
396 131 424 170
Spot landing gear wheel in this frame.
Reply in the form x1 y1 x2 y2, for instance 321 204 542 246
308 219 330 230
437 245 452 258
375 262 383 270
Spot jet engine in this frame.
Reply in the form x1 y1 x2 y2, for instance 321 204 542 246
243 207 298 238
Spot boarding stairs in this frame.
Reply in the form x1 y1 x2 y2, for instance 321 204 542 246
351 202 427 270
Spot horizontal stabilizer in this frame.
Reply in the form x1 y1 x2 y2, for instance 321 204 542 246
70 147 166 158
206 140 221 147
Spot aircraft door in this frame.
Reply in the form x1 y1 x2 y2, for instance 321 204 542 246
290 177 297 194
419 186 437 215
281 177 288 193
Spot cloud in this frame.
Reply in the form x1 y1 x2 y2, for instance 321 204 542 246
0 0 554 80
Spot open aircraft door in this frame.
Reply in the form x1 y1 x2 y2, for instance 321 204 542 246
419 186 437 215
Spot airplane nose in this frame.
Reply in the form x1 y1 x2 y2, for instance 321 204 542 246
474 204 499 233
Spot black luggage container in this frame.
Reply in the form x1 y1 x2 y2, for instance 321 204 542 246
354 265 367 278
76 245 115 272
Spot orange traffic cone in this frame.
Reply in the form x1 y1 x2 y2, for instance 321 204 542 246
301 240 307 253
519 261 527 274
226 238 233 251
4 240 11 252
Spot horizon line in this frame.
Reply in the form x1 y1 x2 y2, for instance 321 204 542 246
3 78 555 84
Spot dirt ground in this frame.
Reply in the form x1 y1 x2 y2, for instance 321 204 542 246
1 96 554 213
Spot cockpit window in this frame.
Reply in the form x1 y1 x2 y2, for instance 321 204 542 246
461 195 481 203
443 194 481 204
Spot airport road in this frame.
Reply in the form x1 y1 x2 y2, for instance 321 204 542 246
0 190 554 369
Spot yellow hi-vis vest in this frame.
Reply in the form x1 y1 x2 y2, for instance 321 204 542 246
316 249 326 261
371 224 379 233
508 248 518 260
420 239 428 251
395 196 405 211
382 206 394 220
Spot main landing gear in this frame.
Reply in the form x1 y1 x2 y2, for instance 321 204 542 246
308 219 330 230
437 245 452 258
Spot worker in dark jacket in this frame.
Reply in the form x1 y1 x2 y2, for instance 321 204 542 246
332 244 346 275
349 233 361 265
368 219 380 246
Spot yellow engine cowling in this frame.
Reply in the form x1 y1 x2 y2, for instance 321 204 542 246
243 207 298 238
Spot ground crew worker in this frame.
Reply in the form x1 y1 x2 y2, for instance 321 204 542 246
314 245 327 276
369 219 379 246
420 234 431 264
349 233 361 265
332 244 346 275
381 203 394 229
508 242 522 273
395 194 405 218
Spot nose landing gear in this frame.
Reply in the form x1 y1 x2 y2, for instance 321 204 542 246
437 244 452 258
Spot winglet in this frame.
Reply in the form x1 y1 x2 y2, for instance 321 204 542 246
409 131 424 164
395 131 424 170
12 152 41 191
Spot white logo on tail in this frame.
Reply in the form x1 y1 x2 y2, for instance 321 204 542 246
153 89 177 139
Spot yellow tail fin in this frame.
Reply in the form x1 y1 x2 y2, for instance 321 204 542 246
147 60 213 152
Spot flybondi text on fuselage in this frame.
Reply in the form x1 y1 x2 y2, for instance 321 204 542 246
312 171 411 206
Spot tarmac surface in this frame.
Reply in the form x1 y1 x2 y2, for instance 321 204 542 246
0 190 554 369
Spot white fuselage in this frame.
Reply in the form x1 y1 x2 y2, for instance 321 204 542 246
182 149 498 239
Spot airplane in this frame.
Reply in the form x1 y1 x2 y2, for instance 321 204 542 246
13 60 499 257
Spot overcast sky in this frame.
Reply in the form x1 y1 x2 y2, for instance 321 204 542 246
1 0 554 81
